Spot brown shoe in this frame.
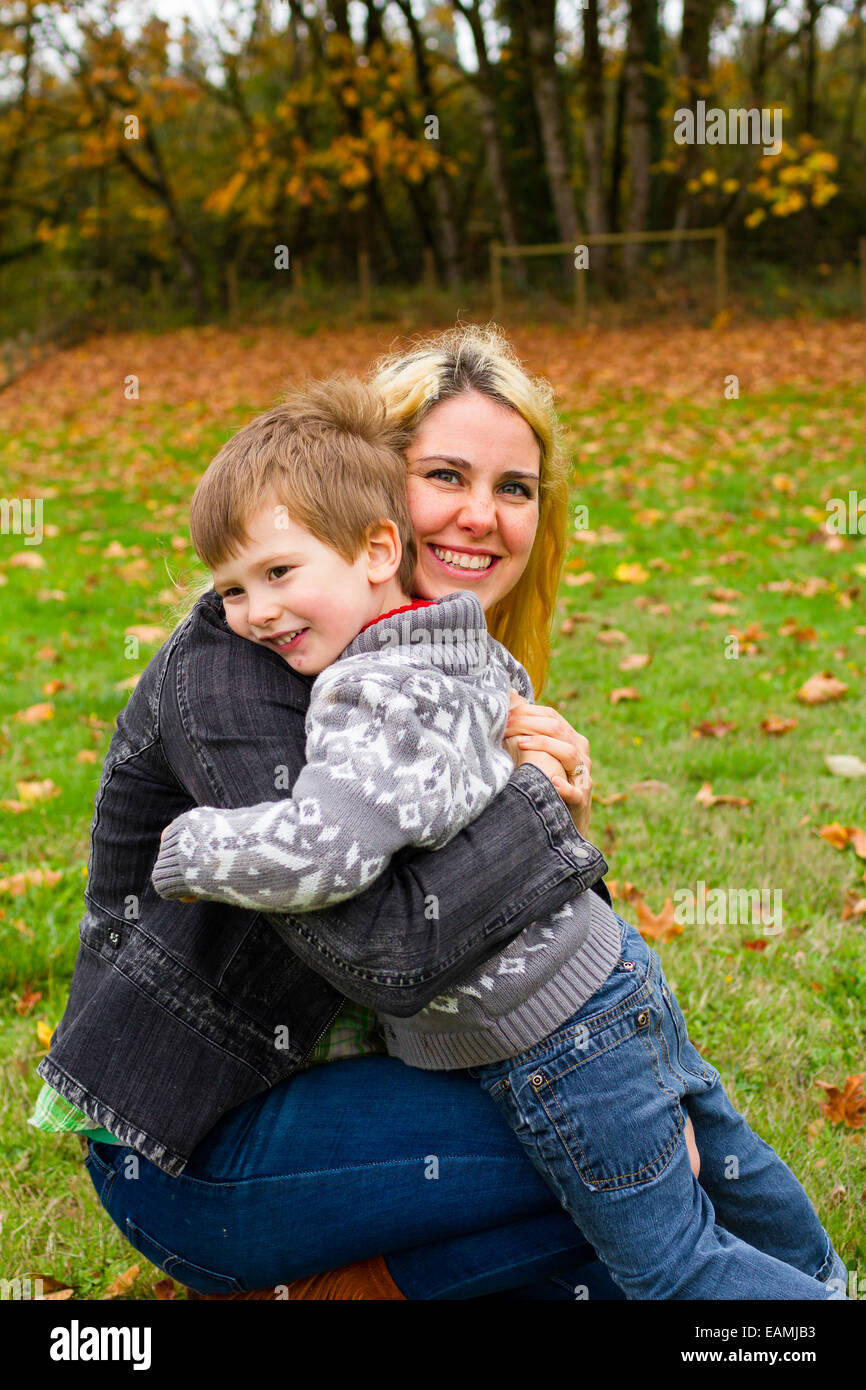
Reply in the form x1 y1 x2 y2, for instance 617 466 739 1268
187 1254 405 1300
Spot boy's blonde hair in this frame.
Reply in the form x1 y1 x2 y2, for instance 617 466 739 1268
187 375 417 595
369 323 569 696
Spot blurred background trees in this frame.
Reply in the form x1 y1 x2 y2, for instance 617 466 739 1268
0 0 859 338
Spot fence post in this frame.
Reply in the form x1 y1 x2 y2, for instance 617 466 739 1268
422 246 435 293
490 240 502 318
574 247 587 328
714 227 727 317
357 250 370 316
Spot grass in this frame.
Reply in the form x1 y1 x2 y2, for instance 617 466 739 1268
0 329 864 1299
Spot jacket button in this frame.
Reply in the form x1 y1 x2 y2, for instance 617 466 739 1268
108 931 120 947
530 1072 544 1088
636 1009 649 1028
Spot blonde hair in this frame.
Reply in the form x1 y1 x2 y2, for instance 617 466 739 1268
369 323 569 696
178 375 417 605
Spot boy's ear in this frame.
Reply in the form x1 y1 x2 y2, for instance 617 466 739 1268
365 519 403 584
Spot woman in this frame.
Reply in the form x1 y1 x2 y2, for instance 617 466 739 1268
36 324 638 1298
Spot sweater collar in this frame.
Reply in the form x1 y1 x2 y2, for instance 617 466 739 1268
342 589 489 675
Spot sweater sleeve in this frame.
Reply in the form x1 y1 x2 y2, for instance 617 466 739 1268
151 667 498 911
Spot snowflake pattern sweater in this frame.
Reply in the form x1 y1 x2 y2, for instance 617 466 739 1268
151 590 622 1069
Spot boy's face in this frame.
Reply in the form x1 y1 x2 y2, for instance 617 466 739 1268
211 501 388 676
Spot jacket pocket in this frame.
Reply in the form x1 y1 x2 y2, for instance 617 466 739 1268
125 1218 246 1295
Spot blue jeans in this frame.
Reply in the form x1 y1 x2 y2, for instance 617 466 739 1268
472 914 849 1300
84 1055 622 1300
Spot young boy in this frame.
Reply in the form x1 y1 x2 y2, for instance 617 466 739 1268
152 377 847 1300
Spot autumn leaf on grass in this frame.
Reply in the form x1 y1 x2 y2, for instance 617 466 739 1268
596 792 629 805
35 645 58 661
825 754 866 778
564 572 595 587
635 896 682 943
619 653 651 671
154 1279 177 1300
692 720 737 739
36 1020 54 1050
614 562 649 584
14 985 42 1016
610 687 640 704
596 628 628 645
0 867 63 895
818 823 861 850
815 1075 866 1129
14 702 54 724
606 879 644 903
695 781 751 808
125 625 167 645
630 780 672 795
42 680 72 696
742 938 769 951
842 891 866 920
779 619 817 643
34 1275 74 1300
103 1265 141 1300
760 714 798 736
1 779 61 813
76 749 99 764
797 672 848 705
9 550 45 569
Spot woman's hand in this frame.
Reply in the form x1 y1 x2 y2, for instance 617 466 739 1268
504 690 593 840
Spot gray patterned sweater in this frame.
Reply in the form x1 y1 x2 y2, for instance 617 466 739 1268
152 591 621 1069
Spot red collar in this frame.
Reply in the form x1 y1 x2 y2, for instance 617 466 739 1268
359 599 436 634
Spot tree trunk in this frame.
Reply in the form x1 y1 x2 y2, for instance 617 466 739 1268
582 0 607 274
452 0 524 280
623 0 654 273
521 0 580 246
393 0 462 288
669 0 716 258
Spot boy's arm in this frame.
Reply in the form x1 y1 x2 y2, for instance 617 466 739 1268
152 671 470 912
159 603 609 1013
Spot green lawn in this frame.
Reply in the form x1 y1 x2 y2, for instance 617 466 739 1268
1 371 864 1299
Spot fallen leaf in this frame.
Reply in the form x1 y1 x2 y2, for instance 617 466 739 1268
693 720 737 738
760 714 798 735
154 1279 177 1300
596 629 628 645
0 867 63 895
742 938 769 951
619 653 651 670
629 780 671 795
695 781 751 808
609 687 640 704
14 985 42 1015
36 1020 54 1049
825 754 866 778
815 1075 866 1128
76 749 99 764
125 625 167 644
797 672 848 705
635 896 682 943
102 1264 141 1300
614 562 649 584
819 822 860 849
14 702 54 724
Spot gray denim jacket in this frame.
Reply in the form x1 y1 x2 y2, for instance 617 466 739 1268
37 589 611 1177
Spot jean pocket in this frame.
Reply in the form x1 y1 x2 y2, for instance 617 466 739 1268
83 1141 120 1206
125 1218 246 1296
658 980 717 1088
503 1005 686 1193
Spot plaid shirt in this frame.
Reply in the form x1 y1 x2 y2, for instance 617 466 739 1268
29 1002 386 1144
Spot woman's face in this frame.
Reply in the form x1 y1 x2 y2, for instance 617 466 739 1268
405 389 541 611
